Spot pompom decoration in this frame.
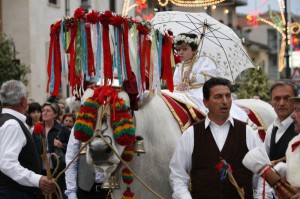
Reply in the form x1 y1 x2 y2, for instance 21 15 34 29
111 99 136 146
122 187 135 199
215 159 233 181
122 168 134 185
74 97 99 142
121 145 135 162
33 122 44 136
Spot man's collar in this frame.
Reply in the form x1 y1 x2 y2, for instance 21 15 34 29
274 116 293 127
1 108 27 122
205 115 234 129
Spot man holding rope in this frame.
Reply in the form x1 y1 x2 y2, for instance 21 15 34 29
0 80 56 198
169 77 263 199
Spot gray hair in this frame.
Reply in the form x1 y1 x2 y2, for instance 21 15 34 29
0 80 27 106
269 79 298 98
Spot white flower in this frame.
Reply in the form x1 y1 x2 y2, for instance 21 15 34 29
175 35 200 45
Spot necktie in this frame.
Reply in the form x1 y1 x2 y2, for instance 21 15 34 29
291 140 300 152
272 126 278 142
272 126 278 135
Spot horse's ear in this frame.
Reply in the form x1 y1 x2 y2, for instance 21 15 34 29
81 88 94 105
123 72 139 111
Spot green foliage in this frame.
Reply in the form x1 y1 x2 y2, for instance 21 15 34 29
0 33 30 86
237 67 270 101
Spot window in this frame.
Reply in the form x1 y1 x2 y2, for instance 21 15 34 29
49 0 57 5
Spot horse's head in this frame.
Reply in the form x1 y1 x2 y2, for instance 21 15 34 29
75 86 133 179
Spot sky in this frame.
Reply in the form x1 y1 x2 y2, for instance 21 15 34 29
236 0 300 16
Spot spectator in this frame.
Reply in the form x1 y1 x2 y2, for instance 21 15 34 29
0 80 56 198
62 113 75 129
26 102 42 133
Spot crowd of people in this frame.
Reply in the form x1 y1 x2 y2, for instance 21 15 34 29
1 32 300 199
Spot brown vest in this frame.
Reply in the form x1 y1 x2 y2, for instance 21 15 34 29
191 119 253 199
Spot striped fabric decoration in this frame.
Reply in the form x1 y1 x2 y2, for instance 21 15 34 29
74 97 99 142
122 187 135 199
121 145 135 162
122 168 134 185
111 99 136 146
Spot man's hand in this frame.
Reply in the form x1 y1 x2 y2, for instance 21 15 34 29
291 193 300 199
39 176 56 194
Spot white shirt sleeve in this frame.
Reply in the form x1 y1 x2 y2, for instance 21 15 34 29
246 125 276 199
65 128 80 199
169 126 194 199
0 120 42 187
246 125 264 150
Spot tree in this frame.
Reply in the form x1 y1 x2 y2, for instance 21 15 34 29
0 33 30 86
236 67 270 101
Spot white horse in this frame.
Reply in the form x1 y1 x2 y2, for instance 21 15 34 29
78 88 276 199
75 88 181 198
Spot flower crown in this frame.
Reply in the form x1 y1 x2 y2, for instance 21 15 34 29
174 35 200 45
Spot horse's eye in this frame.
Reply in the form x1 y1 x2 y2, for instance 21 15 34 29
105 147 112 154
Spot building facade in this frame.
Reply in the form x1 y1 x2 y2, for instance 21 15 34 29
1 0 126 103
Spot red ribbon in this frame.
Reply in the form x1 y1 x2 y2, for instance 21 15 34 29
123 19 133 79
262 166 272 199
139 34 146 91
46 21 62 96
161 35 174 92
85 23 95 76
99 11 113 83
292 140 300 152
65 23 77 87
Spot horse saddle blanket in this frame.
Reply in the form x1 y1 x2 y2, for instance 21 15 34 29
161 93 205 132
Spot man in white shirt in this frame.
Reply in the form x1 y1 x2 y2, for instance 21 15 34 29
65 88 107 199
169 77 263 199
283 96 300 199
260 80 298 199
264 80 298 160
0 80 56 198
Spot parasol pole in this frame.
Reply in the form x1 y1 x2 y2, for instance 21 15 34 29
198 19 208 56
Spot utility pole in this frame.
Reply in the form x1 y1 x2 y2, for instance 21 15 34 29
284 0 291 78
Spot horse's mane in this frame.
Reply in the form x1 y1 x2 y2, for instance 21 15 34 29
137 90 160 109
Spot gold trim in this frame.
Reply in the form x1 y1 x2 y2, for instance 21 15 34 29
250 109 267 131
186 105 205 122
161 95 191 132
189 84 204 89
163 91 199 110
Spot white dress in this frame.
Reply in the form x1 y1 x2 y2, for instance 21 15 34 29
162 55 248 122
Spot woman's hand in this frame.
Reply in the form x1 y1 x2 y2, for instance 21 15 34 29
54 138 63 148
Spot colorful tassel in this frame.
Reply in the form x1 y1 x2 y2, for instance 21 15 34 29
122 187 135 199
215 159 233 181
111 99 136 146
121 145 135 162
74 97 99 142
122 168 134 185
